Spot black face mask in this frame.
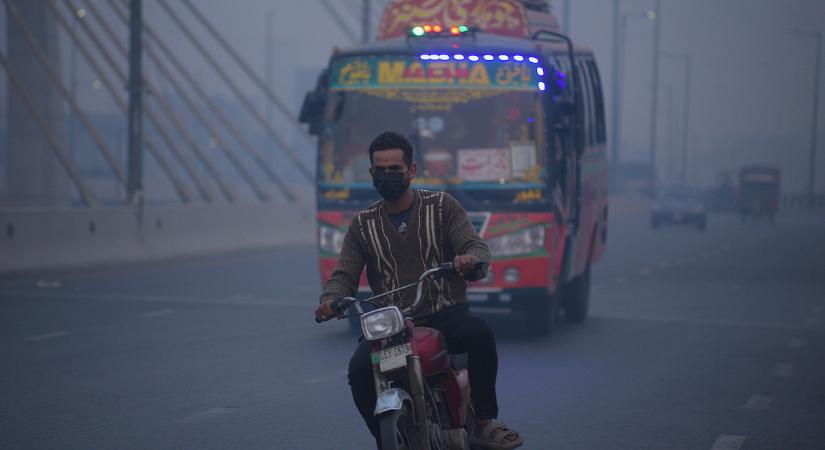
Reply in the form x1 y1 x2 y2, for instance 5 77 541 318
372 170 409 201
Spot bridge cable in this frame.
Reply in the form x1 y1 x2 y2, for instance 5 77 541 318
0 49 99 206
106 0 294 202
156 0 313 183
47 0 198 203
3 0 130 198
65 0 244 204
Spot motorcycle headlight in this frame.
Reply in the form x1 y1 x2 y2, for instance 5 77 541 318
318 225 345 254
486 224 546 257
361 306 405 341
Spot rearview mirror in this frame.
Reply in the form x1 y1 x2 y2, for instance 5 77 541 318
299 91 326 136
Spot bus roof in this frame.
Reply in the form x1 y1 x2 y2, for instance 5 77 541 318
376 0 561 40
330 32 593 62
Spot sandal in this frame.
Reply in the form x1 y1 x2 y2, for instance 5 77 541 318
470 421 524 450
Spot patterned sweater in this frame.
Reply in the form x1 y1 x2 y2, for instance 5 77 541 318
320 190 490 321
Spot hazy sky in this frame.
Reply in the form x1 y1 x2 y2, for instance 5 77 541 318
2 0 824 191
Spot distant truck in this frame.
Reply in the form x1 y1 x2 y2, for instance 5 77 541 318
737 166 780 222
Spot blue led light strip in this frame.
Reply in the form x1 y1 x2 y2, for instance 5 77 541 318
418 53 546 91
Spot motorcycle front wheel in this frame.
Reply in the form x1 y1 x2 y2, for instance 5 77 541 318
379 403 419 450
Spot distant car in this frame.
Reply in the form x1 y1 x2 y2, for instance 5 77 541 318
651 187 707 231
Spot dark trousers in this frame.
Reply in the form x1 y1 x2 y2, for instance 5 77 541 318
347 304 499 443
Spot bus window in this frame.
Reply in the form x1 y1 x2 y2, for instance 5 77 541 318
587 61 606 144
577 59 596 146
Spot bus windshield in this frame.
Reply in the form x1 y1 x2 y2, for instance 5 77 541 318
318 55 551 209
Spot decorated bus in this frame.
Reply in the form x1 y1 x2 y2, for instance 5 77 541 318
300 0 608 334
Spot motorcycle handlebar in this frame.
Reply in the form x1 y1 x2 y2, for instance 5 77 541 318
314 296 356 323
402 261 487 314
315 261 487 322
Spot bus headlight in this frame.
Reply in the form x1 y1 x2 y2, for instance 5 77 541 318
319 225 345 254
361 306 405 341
503 267 520 283
486 224 546 257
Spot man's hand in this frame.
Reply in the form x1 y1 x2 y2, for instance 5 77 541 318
453 254 479 276
315 299 344 322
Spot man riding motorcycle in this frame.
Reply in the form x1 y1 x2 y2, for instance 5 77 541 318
315 131 523 449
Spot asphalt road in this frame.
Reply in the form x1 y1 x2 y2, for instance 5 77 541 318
1 205 824 449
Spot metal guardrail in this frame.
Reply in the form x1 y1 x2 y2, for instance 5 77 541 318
780 193 825 213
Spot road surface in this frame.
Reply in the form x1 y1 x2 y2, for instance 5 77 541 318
1 202 824 449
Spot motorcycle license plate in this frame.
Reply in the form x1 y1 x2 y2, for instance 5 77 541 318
377 343 412 372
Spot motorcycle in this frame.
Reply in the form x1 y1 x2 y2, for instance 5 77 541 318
316 262 485 450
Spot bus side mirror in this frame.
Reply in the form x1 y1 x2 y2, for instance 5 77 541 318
557 99 574 117
549 99 575 133
299 91 326 136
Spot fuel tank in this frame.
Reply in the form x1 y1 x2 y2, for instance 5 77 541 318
411 327 449 376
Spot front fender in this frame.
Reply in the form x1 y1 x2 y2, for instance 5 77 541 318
374 388 412 415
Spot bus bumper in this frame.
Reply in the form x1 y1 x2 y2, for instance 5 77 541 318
466 287 548 315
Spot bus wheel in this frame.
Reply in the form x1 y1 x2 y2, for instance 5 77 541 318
563 267 591 324
526 292 560 336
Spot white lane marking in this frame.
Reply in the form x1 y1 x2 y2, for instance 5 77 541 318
657 261 671 269
24 331 69 342
0 289 310 308
745 394 773 410
813 306 824 314
600 313 809 331
772 363 795 377
615 277 627 285
35 280 62 288
140 308 175 318
306 370 349 384
710 434 746 450
637 267 652 276
788 337 807 349
179 407 236 424
224 293 254 302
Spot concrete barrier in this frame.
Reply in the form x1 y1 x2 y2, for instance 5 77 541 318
0 203 315 274
781 193 825 214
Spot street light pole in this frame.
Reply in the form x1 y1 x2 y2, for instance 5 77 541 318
647 0 661 196
127 0 143 207
652 84 674 180
611 7 654 179
609 0 620 172
681 55 692 182
265 9 274 166
790 29 822 212
804 31 821 212
661 51 693 182
362 0 371 43
69 9 78 163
